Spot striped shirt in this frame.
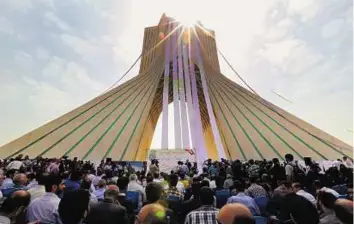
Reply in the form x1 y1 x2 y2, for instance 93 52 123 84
185 205 219 224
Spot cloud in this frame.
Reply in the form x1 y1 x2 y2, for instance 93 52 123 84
60 34 99 56
44 12 71 31
287 0 319 21
0 16 14 35
36 47 50 60
321 19 345 38
2 0 33 12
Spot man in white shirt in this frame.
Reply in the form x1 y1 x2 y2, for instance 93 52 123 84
27 174 46 201
127 174 146 207
292 182 316 206
26 174 62 223
93 179 106 200
6 160 24 170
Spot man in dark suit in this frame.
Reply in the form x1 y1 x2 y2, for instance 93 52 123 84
85 188 128 224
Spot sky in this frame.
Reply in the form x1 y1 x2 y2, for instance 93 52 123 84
0 0 352 149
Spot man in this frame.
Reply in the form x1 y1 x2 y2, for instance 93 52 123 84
6 159 24 171
208 162 219 177
292 182 316 205
116 178 135 223
149 160 159 175
127 174 146 208
144 182 176 222
318 190 340 224
227 181 260 216
10 190 31 223
85 188 128 223
179 172 190 190
93 179 106 200
46 159 60 174
217 203 255 224
181 161 189 174
3 173 27 198
284 154 294 182
152 173 161 183
26 174 62 223
223 174 233 189
343 156 353 168
64 170 81 192
165 174 184 201
57 189 90 224
136 203 170 223
246 176 267 198
247 159 260 178
273 181 293 198
1 170 15 189
274 193 319 224
185 186 219 224
27 173 46 201
334 199 353 224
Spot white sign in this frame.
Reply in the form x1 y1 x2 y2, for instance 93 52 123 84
147 148 196 173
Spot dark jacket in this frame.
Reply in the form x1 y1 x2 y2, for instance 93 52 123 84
85 199 128 224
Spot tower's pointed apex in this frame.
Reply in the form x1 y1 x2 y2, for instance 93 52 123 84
158 13 170 26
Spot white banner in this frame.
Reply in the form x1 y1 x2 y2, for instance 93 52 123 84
147 148 196 173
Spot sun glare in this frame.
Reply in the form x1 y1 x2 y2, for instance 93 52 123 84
178 16 197 28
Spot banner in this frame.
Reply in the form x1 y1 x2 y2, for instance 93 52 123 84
147 148 196 173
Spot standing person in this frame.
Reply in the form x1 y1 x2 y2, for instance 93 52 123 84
64 170 81 192
223 174 233 189
26 174 62 223
93 179 106 200
6 159 23 171
247 159 260 178
269 158 286 189
246 176 267 198
85 189 128 224
185 187 219 224
343 156 353 168
149 160 159 175
57 189 90 224
144 182 176 222
228 181 260 216
284 154 295 182
165 174 184 201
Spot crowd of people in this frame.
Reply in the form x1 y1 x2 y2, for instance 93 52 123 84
0 153 353 224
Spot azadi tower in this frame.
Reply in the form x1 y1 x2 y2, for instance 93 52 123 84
0 15 352 162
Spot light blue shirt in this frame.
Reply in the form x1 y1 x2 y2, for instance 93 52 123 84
93 188 106 200
227 192 260 215
1 178 14 189
26 192 61 223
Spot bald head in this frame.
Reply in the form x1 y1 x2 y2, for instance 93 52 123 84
12 190 30 207
106 184 119 192
13 173 27 186
334 199 353 224
136 203 167 224
218 203 254 224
